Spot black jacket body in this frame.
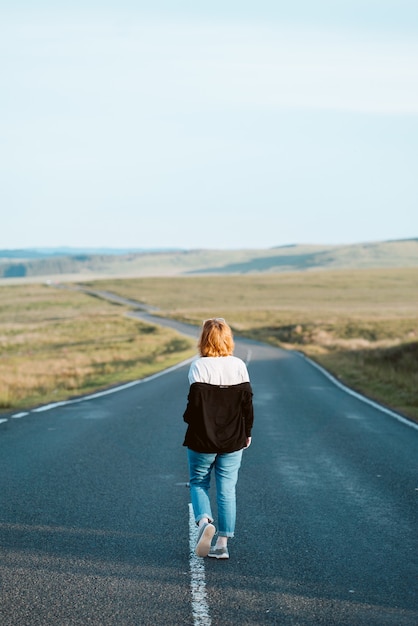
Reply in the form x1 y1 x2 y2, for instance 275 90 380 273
183 382 254 453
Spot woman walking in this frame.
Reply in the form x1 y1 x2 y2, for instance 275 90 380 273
183 318 254 559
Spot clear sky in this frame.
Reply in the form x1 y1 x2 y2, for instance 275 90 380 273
2 1 418 250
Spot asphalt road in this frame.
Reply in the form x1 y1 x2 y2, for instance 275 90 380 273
1 310 417 625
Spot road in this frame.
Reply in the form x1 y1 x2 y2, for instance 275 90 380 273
0 305 417 625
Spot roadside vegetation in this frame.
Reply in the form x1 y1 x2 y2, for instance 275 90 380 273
0 284 194 411
1 268 417 421
90 269 418 421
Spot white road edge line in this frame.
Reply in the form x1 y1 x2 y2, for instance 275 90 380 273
27 357 196 414
0 358 195 423
299 352 418 431
188 503 212 626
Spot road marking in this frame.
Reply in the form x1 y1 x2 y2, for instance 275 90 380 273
33 402 67 413
8 357 195 418
300 353 418 431
11 412 29 419
0 418 8 424
188 503 211 626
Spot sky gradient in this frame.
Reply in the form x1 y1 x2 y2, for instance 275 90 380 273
2 1 418 249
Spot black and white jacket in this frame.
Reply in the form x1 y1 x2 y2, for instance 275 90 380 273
183 381 254 453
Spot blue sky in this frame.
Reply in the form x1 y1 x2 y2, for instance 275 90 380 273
1 1 418 249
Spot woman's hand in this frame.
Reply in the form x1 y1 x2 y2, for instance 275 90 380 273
244 437 252 449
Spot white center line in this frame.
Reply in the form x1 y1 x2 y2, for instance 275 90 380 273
188 503 212 626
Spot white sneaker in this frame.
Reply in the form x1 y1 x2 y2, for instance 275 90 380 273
195 523 215 557
208 546 229 559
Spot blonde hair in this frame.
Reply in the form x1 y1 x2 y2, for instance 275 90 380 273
198 318 234 357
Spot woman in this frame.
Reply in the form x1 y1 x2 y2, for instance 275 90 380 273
183 318 254 560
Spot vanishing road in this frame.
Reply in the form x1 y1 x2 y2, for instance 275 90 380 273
1 303 417 625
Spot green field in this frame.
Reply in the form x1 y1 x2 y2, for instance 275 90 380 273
1 268 417 421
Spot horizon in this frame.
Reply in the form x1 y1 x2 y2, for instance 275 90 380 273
1 237 418 255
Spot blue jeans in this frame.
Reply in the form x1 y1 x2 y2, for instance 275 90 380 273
187 448 243 538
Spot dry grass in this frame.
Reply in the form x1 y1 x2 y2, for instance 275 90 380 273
90 269 418 420
0 284 194 411
2 269 417 420
313 342 418 418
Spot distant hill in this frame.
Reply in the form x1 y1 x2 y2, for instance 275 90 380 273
0 239 417 281
0 247 178 259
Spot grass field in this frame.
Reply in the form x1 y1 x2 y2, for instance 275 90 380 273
1 268 417 421
0 284 195 411
88 268 418 421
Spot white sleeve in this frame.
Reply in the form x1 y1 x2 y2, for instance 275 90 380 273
188 360 203 384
